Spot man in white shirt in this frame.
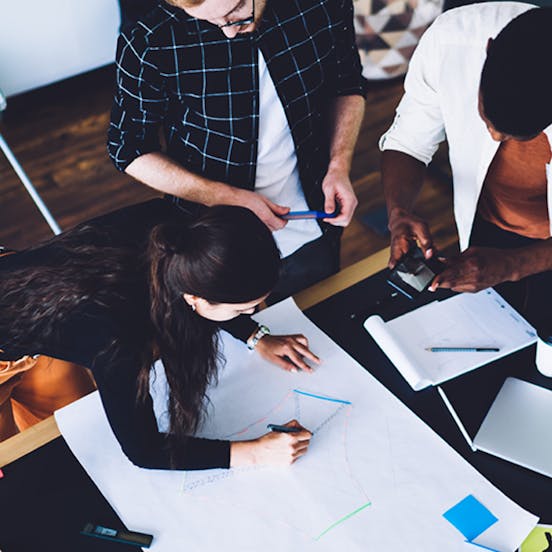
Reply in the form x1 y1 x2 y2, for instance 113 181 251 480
380 3 552 318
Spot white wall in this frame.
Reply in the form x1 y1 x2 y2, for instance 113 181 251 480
0 0 121 97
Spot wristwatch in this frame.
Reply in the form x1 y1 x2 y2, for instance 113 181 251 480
247 325 271 350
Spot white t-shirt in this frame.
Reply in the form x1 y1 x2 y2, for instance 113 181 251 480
255 50 322 258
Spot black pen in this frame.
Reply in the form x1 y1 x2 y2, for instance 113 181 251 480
267 424 302 433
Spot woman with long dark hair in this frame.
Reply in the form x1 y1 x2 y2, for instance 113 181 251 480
0 199 314 469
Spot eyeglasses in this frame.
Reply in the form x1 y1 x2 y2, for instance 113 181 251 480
218 0 255 29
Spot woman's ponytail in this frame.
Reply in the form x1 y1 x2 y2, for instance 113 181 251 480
146 223 220 455
145 206 280 465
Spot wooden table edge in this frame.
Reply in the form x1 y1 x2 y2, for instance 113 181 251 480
0 415 60 466
0 246 396 467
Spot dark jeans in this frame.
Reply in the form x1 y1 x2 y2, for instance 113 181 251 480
266 228 342 306
469 216 552 326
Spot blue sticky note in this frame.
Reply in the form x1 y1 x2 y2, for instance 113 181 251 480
443 495 498 541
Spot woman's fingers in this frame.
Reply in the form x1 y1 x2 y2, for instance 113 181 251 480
256 334 321 372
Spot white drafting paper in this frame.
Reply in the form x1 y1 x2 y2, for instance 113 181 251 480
55 298 537 551
364 289 536 390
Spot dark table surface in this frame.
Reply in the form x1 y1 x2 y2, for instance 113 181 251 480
305 269 552 522
1 268 550 552
0 437 136 552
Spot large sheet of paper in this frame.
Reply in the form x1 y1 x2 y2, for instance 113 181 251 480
365 289 536 390
55 298 537 551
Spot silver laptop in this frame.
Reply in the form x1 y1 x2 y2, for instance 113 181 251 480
473 377 552 478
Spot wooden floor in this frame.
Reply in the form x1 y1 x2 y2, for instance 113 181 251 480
0 66 457 269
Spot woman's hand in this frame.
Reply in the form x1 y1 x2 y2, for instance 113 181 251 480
230 420 312 467
255 334 321 373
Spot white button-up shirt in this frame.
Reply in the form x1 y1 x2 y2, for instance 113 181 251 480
379 2 552 251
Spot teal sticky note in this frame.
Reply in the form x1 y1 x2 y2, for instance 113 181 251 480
443 495 498 541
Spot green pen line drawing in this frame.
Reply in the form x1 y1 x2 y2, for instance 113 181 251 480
314 501 373 541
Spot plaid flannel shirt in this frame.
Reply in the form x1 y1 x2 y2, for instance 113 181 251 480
108 0 367 210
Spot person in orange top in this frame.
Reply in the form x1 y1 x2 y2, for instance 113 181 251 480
0 247 97 441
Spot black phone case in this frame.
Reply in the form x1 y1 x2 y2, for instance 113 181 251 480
387 247 444 299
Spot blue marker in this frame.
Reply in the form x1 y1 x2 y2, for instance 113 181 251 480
281 210 338 220
267 424 302 433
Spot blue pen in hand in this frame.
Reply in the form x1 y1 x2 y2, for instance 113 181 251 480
267 424 302 433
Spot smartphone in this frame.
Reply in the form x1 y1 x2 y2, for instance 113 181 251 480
387 245 444 299
281 210 339 220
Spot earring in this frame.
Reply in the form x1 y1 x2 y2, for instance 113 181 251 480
191 304 196 312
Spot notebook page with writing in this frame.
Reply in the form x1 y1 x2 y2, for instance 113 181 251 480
365 289 536 390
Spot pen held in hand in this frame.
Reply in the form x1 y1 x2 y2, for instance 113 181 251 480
267 424 302 433
425 347 500 353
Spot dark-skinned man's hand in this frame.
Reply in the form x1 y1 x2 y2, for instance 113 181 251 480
429 247 518 293
387 207 435 268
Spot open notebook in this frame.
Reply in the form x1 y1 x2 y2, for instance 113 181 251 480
364 289 537 391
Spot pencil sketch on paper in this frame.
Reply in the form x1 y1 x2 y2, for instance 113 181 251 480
181 388 356 492
179 388 373 541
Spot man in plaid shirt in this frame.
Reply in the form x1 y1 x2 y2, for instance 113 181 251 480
108 0 367 302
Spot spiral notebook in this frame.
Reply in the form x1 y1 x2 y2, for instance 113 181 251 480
364 289 537 391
